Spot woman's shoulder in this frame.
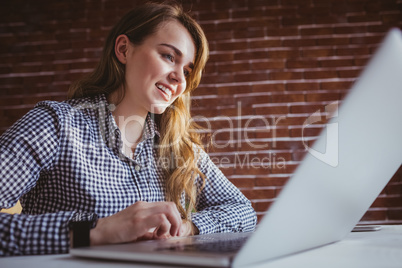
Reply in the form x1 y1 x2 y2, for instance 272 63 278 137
35 94 107 115
34 95 107 119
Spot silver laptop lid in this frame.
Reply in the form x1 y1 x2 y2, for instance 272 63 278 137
234 28 402 267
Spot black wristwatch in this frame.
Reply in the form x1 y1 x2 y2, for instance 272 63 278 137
68 212 98 248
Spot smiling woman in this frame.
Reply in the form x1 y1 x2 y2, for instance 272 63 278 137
111 20 195 116
0 1 256 256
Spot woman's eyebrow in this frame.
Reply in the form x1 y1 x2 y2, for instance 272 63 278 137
159 43 194 69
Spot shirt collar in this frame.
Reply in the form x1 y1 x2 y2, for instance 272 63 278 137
143 113 160 140
100 94 160 146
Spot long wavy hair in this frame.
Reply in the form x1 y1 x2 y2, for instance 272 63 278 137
68 2 209 219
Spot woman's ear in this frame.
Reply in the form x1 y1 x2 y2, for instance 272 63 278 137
115 34 130 64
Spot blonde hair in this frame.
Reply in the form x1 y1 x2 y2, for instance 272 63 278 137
68 2 209 219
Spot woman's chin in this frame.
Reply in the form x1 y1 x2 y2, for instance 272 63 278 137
149 103 169 114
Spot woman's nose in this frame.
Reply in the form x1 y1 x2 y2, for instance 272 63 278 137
168 69 186 84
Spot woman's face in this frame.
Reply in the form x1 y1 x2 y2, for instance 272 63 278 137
118 20 196 115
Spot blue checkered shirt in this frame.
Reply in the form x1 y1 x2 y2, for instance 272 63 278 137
0 94 256 256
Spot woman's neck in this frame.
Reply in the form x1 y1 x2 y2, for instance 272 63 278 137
107 91 148 154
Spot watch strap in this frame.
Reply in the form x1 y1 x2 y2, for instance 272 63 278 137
68 212 98 248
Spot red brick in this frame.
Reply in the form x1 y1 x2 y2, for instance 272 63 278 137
254 105 288 115
266 27 299 37
385 183 402 195
286 82 319 91
290 126 323 137
270 140 306 150
334 25 368 34
249 39 282 49
248 18 281 28
255 176 289 187
251 60 285 70
320 57 355 68
270 71 303 80
208 53 234 63
338 69 362 78
381 13 401 24
286 59 318 68
360 209 387 222
305 92 342 102
282 17 314 26
254 127 290 139
220 168 235 177
253 201 274 212
234 51 269 61
198 11 229 21
320 81 353 90
371 196 402 208
216 62 250 73
233 28 266 39
249 0 280 8
264 6 297 17
228 178 256 188
350 35 384 45
232 10 265 19
200 73 235 84
302 48 334 58
348 14 381 23
388 209 402 220
282 38 316 47
267 49 300 59
241 188 276 200
215 41 248 51
300 27 333 36
205 31 233 41
304 70 338 79
217 85 253 95
271 93 305 103
251 83 285 93
234 72 269 83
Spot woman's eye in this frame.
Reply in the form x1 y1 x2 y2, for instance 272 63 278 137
184 69 190 77
163 54 174 62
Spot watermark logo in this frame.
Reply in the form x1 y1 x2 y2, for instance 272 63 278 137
302 101 339 167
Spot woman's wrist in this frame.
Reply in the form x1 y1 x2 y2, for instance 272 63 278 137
89 225 102 246
89 218 110 246
182 220 199 236
191 221 199 235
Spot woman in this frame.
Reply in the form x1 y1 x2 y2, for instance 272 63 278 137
0 2 256 256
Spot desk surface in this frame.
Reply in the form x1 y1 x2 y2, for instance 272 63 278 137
2 225 402 268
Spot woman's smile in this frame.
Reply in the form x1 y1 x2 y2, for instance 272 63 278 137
156 82 173 100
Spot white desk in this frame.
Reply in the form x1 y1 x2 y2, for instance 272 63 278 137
1 225 402 268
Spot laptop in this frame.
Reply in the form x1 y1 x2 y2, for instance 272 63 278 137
70 28 402 267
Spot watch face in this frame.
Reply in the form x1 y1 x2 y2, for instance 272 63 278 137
69 221 92 248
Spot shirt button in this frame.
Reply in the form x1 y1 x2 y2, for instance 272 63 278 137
135 165 141 171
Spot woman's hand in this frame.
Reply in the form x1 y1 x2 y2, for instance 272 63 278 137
89 201 183 246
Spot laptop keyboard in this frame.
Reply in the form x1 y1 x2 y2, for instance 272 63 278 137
157 235 248 253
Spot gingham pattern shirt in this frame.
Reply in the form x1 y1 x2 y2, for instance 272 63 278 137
0 94 256 256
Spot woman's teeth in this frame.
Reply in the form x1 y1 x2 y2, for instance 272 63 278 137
156 83 172 99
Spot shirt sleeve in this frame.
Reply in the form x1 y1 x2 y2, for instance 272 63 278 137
0 104 75 256
191 150 257 234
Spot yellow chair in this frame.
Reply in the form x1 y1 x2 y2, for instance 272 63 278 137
0 200 22 214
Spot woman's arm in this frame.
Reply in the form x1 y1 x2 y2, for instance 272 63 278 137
0 211 78 256
0 105 68 255
191 150 257 234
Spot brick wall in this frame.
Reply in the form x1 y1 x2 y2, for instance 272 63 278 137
1 0 401 224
